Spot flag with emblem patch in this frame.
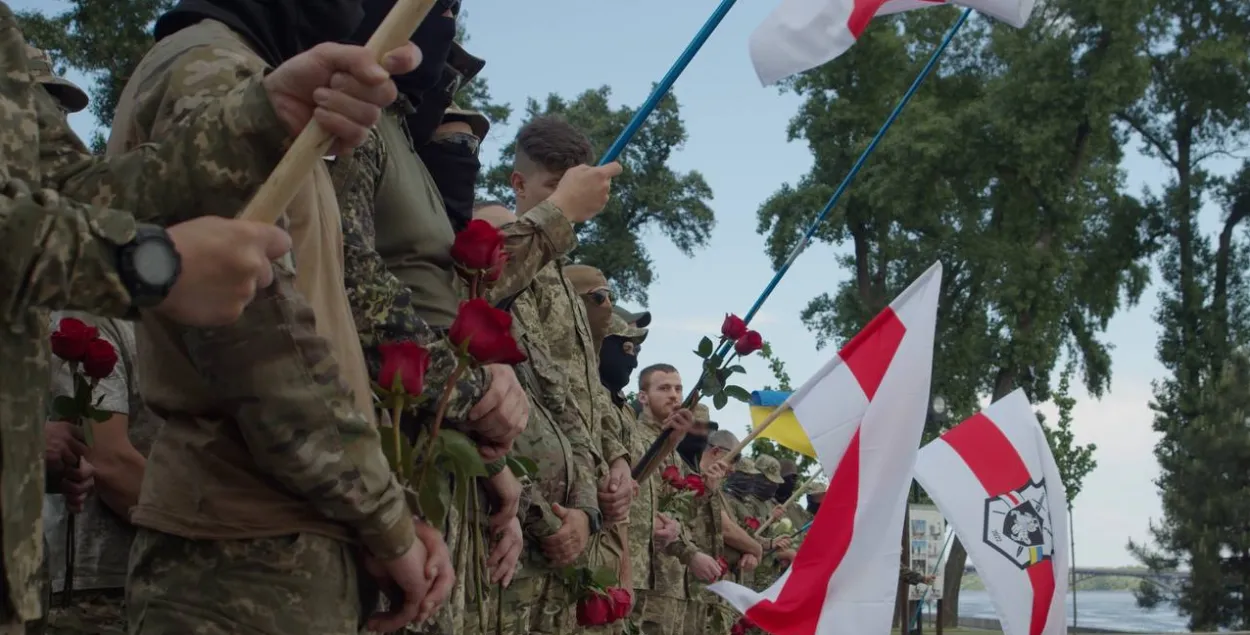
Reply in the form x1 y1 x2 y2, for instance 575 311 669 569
915 389 1069 635
749 0 1036 85
709 262 941 635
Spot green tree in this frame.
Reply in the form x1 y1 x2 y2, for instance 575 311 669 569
480 87 715 302
756 2 1155 623
1038 363 1098 505
749 342 820 478
1116 0 1250 628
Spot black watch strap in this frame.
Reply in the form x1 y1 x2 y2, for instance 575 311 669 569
117 223 181 309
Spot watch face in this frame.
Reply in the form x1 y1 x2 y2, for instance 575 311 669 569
133 240 178 287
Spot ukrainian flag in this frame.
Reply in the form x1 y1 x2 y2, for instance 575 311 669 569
750 390 817 458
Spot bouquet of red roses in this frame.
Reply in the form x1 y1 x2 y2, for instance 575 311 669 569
48 317 119 605
559 565 632 628
657 465 708 523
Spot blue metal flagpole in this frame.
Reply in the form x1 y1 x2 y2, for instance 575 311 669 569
635 7 975 479
597 0 741 165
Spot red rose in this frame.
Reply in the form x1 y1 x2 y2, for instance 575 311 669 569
684 474 707 496
576 592 614 627
661 465 684 488
606 587 633 621
449 298 527 365
450 219 506 272
50 317 98 362
716 556 731 577
378 341 431 397
721 313 748 341
82 338 118 380
482 252 509 283
744 517 761 531
733 330 764 356
732 617 756 635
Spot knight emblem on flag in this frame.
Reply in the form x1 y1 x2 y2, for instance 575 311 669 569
982 479 1053 569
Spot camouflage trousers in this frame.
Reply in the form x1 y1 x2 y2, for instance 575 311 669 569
45 589 125 634
126 529 363 635
681 596 734 635
633 592 684 635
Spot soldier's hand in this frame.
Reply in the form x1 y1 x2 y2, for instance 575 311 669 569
770 506 785 521
62 457 95 513
364 531 431 633
264 41 421 155
415 520 454 623
923 574 936 585
44 421 87 478
598 457 634 524
157 217 292 326
771 536 793 552
777 549 797 565
653 513 679 548
690 553 723 583
662 409 695 435
541 504 590 567
740 553 760 572
487 516 523 588
487 468 522 528
548 162 622 224
468 364 529 460
704 461 728 483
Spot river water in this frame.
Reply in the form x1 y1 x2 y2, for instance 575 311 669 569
954 590 1189 632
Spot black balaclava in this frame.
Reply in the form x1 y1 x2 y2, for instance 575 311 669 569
677 435 708 471
155 0 365 67
352 0 455 104
725 472 754 499
806 496 821 514
599 336 638 395
752 474 779 501
775 474 798 503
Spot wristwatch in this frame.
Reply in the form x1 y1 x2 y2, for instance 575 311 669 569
581 507 604 535
117 224 181 308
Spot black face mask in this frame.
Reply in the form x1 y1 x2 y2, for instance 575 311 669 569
354 0 456 103
775 474 797 502
754 476 779 501
807 499 821 514
725 472 754 499
417 141 480 232
157 0 365 67
599 336 638 395
677 435 708 470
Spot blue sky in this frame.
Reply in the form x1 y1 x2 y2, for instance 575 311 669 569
20 0 1238 567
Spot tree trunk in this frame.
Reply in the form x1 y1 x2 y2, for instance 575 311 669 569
896 505 911 628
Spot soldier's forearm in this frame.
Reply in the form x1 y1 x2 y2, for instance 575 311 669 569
43 75 289 226
721 513 764 557
0 191 136 318
181 270 415 559
485 201 578 303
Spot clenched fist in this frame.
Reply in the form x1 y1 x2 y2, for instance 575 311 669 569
549 162 622 224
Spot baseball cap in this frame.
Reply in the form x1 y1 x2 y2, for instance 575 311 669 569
807 482 828 496
708 430 739 452
613 304 651 328
779 459 799 478
26 45 88 113
693 403 710 424
607 313 647 344
755 455 786 485
735 457 761 475
442 102 490 140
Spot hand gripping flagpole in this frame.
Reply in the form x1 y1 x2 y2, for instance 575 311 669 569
633 7 975 481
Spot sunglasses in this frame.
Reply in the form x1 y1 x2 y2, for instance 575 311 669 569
585 289 613 306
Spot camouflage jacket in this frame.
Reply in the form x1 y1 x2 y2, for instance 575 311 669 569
634 410 699 598
721 490 766 590
109 19 413 560
329 114 487 422
0 2 310 619
684 472 726 602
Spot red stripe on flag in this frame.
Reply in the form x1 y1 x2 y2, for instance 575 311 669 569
943 413 1056 635
746 428 862 635
848 0 900 38
837 307 907 401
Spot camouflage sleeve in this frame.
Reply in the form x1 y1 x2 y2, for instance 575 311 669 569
664 522 700 565
0 184 136 317
332 130 489 423
179 265 415 560
35 51 288 224
519 476 561 539
900 565 924 585
595 387 631 465
485 201 577 304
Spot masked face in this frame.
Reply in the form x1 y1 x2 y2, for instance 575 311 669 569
677 433 708 468
807 493 824 514
598 336 638 395
753 475 779 501
775 474 797 502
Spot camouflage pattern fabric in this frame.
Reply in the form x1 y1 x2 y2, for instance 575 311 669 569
126 530 362 635
635 411 698 599
1 1 311 624
619 398 654 595
46 590 125 635
634 592 685 635
482 204 579 305
683 478 730 635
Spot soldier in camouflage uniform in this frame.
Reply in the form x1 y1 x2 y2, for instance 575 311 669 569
745 456 789 592
104 3 446 634
680 410 736 635
0 4 405 633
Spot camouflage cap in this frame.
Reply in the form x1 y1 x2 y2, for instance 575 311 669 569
779 458 799 478
735 457 761 475
693 403 710 424
443 102 490 140
25 45 88 113
708 429 739 452
565 264 608 294
607 313 648 344
807 481 828 496
613 304 651 328
755 454 786 484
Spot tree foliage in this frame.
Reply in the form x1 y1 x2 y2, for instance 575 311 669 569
757 1 1157 622
1037 362 1098 505
480 87 715 302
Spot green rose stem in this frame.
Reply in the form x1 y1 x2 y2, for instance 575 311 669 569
469 272 481 301
415 361 468 490
390 394 405 484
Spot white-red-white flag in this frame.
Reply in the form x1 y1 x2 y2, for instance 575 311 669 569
709 262 942 635
749 0 1036 85
915 389 1070 635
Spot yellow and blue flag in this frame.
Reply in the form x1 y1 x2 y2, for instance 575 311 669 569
750 390 817 458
